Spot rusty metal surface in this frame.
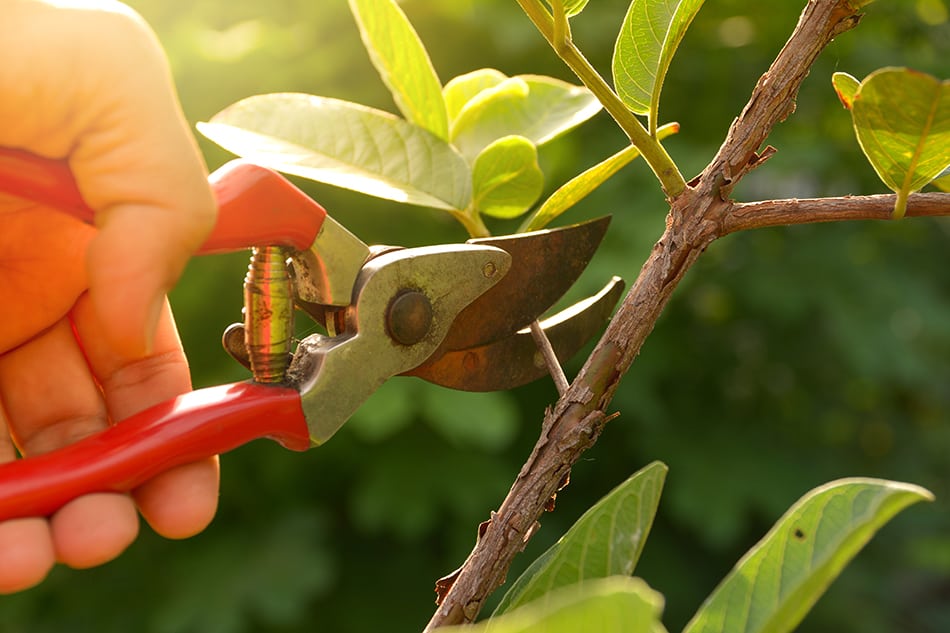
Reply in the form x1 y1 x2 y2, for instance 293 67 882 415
440 216 611 351
406 276 624 391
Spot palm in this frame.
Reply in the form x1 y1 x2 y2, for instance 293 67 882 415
0 205 93 355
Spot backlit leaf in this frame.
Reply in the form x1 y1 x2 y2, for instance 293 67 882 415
443 68 508 123
521 122 679 231
683 478 933 633
850 67 950 218
612 0 705 130
441 577 666 633
472 136 544 219
199 93 471 211
495 462 667 615
831 72 860 110
348 0 448 139
450 75 601 161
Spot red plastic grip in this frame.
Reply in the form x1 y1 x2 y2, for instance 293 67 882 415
0 148 327 253
204 160 326 253
0 147 94 222
0 382 311 521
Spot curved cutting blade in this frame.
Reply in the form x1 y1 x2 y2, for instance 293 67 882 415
439 216 611 351
405 276 624 391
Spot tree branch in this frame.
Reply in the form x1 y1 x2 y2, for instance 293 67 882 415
424 1 930 628
722 192 950 233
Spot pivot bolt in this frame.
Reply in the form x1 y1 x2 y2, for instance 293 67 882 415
387 291 433 346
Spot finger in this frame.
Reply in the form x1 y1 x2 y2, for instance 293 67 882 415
0 401 54 594
71 294 219 539
0 319 108 455
0 319 139 569
50 493 138 569
0 517 54 594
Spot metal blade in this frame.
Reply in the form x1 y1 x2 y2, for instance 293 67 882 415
439 216 611 351
405 276 624 391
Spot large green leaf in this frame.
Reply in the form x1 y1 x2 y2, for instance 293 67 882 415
521 122 679 231
450 75 602 162
683 478 933 633
441 577 666 633
472 136 544 219
851 67 950 218
198 93 471 211
348 0 448 139
612 0 705 130
494 462 667 616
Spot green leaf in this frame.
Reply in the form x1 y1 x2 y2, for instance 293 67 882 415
495 462 667 616
198 93 471 211
547 0 591 17
450 75 602 162
471 136 544 219
441 577 666 633
850 67 950 218
683 478 933 633
612 0 705 131
831 72 860 110
443 68 508 123
521 121 680 231
348 0 448 139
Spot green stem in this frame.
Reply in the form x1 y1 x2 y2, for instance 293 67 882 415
893 188 909 220
515 0 686 197
453 207 491 238
551 0 570 46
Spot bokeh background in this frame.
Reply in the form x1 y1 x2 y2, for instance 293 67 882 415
4 1 950 631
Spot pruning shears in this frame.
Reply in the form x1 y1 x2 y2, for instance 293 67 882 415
0 148 623 521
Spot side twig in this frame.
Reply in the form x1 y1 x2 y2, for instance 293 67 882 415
722 192 950 233
529 321 570 396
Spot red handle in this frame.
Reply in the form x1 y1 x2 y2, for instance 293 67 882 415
0 382 311 521
204 161 327 253
0 148 327 253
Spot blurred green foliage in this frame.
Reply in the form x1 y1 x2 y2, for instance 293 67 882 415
3 1 950 632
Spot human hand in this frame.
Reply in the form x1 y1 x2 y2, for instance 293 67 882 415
0 0 219 592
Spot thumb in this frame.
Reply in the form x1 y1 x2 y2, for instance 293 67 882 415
61 6 215 358
85 204 204 358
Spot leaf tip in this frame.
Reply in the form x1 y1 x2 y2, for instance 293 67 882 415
831 72 860 110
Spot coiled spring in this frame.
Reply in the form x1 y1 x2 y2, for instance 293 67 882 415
243 246 294 383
